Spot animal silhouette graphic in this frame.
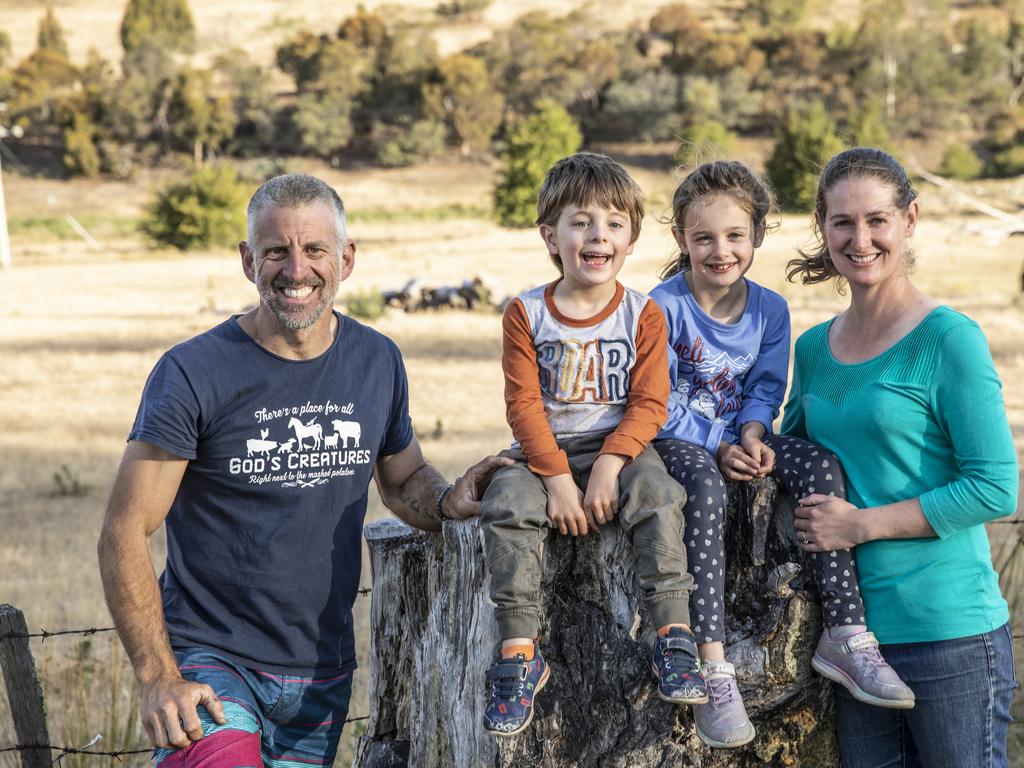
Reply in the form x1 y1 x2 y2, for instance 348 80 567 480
331 420 361 448
288 417 323 450
246 428 278 457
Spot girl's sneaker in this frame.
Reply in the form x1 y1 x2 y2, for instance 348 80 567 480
692 661 755 748
812 627 915 709
482 645 550 736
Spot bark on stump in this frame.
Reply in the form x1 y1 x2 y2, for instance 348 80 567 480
353 477 838 767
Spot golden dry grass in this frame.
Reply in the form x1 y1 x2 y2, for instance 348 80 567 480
0 155 1022 764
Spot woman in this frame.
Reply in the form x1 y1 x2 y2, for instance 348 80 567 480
782 147 1018 767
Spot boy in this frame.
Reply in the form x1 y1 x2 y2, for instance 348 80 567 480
480 152 703 737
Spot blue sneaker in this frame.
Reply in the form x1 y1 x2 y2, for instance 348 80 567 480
483 647 550 736
652 627 708 704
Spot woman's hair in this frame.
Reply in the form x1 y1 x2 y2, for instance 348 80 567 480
661 161 775 280
786 147 918 288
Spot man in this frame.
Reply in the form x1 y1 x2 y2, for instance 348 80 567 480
97 174 507 768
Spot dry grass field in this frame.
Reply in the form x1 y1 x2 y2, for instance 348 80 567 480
0 151 1022 765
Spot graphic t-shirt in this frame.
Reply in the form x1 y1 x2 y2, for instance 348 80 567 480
501 281 669 476
129 312 413 675
650 274 790 453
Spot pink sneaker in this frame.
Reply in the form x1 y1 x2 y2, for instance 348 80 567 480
812 628 915 709
692 661 755 748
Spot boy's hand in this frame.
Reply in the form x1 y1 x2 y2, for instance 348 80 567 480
739 434 775 476
542 473 591 536
584 454 626 525
716 441 760 482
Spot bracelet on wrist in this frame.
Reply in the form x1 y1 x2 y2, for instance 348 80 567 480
436 483 456 521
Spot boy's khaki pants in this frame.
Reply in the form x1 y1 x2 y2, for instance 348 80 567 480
480 433 693 640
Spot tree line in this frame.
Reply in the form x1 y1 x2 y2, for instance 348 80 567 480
3 0 1024 231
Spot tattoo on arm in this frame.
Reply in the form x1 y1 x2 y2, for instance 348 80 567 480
381 464 448 530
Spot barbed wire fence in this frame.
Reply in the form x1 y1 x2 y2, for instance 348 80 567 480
0 591 375 768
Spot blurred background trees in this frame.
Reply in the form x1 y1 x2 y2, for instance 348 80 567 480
2 0 1024 213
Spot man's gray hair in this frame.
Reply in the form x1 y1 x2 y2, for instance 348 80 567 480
246 174 348 250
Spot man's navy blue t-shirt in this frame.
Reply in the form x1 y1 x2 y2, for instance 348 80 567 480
129 312 413 675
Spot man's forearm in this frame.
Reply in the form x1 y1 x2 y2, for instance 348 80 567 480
379 462 448 531
98 526 180 685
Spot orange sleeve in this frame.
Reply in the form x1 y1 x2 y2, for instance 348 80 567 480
600 299 669 460
502 298 571 476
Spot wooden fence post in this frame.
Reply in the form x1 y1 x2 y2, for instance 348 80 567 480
0 604 51 768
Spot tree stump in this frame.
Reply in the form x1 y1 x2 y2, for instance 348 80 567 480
353 478 838 768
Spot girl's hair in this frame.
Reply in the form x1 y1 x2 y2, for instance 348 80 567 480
786 147 918 288
661 161 775 280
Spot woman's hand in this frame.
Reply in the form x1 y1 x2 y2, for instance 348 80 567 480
794 493 866 552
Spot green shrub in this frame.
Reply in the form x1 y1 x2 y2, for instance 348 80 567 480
144 165 249 250
493 102 582 228
675 121 737 168
121 0 195 54
62 114 101 178
766 101 845 211
939 142 983 180
988 145 1024 178
375 119 446 168
596 71 680 142
846 103 891 152
345 288 385 321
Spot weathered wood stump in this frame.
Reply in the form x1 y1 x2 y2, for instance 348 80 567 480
353 478 838 767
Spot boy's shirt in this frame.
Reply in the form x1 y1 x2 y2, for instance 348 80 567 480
502 280 670 476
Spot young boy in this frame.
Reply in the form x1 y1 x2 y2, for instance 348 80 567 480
480 152 703 737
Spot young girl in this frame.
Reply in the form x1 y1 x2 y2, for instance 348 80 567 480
650 161 913 749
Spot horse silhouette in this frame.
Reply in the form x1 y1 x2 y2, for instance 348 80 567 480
288 417 323 450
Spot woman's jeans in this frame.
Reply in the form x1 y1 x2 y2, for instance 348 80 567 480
836 622 1018 768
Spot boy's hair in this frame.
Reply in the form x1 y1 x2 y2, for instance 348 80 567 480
786 147 918 291
536 152 645 273
661 161 774 280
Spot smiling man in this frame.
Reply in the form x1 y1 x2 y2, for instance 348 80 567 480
98 174 507 768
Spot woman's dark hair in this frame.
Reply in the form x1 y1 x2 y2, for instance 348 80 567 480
786 147 918 288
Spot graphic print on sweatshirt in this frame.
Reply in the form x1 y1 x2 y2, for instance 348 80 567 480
537 338 633 404
674 335 753 421
231 398 372 489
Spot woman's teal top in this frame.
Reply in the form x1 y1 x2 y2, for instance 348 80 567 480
781 306 1017 643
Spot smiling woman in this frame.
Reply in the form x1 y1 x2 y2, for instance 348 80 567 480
782 147 1019 768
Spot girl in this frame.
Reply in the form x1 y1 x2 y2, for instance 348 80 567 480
650 161 912 749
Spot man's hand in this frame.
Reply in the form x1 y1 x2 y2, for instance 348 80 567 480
140 673 226 749
583 454 626 525
794 494 864 552
441 455 515 521
715 441 760 481
543 473 590 536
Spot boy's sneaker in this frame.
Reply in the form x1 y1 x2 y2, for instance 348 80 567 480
812 628 915 709
483 646 550 736
692 661 755 748
651 626 708 704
